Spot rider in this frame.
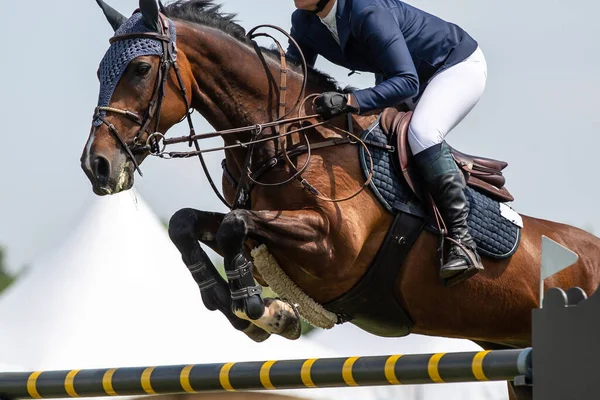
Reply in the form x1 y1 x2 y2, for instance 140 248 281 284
286 0 487 280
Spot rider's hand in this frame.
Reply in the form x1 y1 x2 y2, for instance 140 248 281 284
314 92 358 119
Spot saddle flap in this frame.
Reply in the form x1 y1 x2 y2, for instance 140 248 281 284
450 147 508 172
449 147 508 189
380 107 400 136
379 108 421 197
468 176 514 203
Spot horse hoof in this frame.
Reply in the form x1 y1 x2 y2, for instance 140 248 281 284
279 309 302 340
243 323 271 343
235 295 265 320
264 298 302 340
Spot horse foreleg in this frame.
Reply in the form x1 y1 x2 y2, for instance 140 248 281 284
168 208 270 343
216 209 324 340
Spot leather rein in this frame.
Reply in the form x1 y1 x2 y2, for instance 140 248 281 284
93 17 375 210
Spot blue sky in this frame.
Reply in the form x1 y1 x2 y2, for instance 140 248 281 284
1 0 598 273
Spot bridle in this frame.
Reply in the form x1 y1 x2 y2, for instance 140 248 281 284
92 14 376 210
93 13 181 178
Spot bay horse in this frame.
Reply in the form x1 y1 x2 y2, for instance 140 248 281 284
81 1 600 398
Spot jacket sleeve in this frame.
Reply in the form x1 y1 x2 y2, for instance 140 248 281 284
350 6 419 113
286 13 318 68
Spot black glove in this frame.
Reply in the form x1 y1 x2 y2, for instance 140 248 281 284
314 92 357 119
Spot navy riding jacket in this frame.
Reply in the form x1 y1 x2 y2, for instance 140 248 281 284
286 0 478 113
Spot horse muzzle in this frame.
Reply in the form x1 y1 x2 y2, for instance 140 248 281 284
81 151 135 196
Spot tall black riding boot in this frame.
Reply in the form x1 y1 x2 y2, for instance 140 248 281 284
413 142 484 280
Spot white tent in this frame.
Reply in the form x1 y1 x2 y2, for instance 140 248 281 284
306 322 510 399
0 191 408 400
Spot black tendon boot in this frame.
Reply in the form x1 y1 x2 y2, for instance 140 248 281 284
413 142 484 281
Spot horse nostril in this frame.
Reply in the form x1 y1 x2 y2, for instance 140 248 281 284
93 156 111 186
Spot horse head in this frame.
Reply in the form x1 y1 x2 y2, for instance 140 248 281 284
82 0 368 204
81 0 193 195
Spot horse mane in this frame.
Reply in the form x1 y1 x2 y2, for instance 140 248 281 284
162 0 343 92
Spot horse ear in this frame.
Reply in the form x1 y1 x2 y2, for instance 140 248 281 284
159 1 168 15
95 0 127 31
139 0 160 32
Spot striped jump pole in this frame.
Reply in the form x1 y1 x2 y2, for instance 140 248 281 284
0 348 532 399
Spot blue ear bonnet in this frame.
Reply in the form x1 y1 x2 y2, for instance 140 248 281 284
94 12 177 126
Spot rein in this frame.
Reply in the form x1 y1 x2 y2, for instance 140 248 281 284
94 17 374 210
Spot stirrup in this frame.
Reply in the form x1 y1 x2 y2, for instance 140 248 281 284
439 238 484 287
439 263 469 279
445 237 482 267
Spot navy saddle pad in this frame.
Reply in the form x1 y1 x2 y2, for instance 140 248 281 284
358 118 522 259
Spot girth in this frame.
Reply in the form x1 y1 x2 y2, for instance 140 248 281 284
324 211 425 337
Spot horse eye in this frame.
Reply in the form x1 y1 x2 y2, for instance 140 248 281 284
136 63 151 76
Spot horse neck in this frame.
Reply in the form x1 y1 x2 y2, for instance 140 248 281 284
175 21 315 178
176 22 306 130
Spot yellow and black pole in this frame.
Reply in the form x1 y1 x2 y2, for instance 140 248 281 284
0 348 531 399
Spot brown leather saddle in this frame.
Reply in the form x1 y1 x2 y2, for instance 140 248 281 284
379 107 514 203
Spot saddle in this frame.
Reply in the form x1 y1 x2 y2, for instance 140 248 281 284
379 107 515 203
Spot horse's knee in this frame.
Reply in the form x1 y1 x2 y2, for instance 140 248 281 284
168 208 198 244
216 211 249 255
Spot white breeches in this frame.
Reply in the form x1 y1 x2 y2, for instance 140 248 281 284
407 46 487 155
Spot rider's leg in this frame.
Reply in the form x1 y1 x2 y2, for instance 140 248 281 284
408 47 487 279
